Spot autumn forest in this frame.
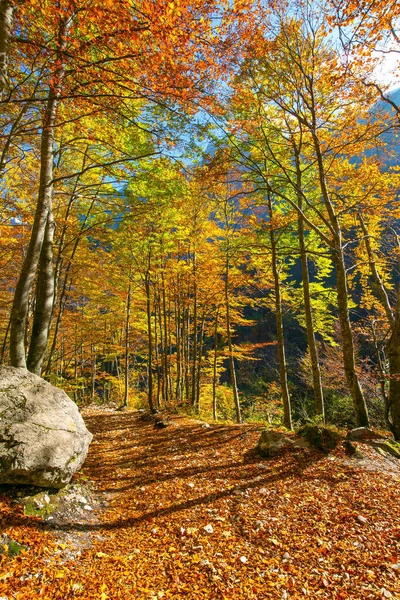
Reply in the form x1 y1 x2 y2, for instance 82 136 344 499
1 0 400 437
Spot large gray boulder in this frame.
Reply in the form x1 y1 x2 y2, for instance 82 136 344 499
0 366 92 488
257 430 294 457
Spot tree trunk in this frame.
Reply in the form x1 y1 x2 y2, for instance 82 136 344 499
9 93 57 368
0 313 11 363
26 207 55 375
294 148 325 419
161 266 169 404
175 285 182 403
191 253 198 409
388 293 400 440
91 345 96 401
225 255 242 424
184 306 190 403
46 192 97 375
212 309 219 421
0 0 13 96
195 309 205 413
145 270 155 413
123 284 131 408
9 15 72 369
311 131 369 427
358 213 394 326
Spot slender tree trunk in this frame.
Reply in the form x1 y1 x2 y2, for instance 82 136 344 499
122 284 131 408
311 131 369 427
388 293 400 440
91 345 96 400
184 306 190 403
145 270 155 413
358 213 394 327
161 267 169 404
195 309 205 413
266 193 292 430
46 193 97 375
212 309 219 421
26 207 55 375
191 253 198 409
155 292 165 407
175 287 182 403
294 148 324 419
225 254 242 424
0 313 11 363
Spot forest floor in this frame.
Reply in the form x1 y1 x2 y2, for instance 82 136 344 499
1 407 400 600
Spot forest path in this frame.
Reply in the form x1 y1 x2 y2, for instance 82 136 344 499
1 408 400 599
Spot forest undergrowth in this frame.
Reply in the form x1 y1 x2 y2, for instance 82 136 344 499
1 408 399 599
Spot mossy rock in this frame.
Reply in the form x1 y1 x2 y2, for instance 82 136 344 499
298 424 341 453
22 491 59 518
371 439 400 459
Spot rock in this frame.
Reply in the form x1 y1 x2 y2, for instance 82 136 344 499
75 495 88 505
257 430 294 458
203 524 214 534
0 366 92 488
347 427 384 441
292 437 311 450
298 424 341 453
370 440 400 458
343 440 357 455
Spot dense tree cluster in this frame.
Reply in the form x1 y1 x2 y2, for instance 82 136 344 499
1 0 399 435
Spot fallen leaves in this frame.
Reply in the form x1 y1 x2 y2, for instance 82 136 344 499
0 408 399 599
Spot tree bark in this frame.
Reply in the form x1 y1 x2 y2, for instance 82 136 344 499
225 254 242 424
311 130 369 427
267 193 292 430
191 252 198 409
388 293 400 439
358 213 395 327
9 14 72 369
122 284 131 408
0 0 13 96
26 207 55 374
195 309 205 413
294 147 325 419
212 308 219 421
145 267 155 413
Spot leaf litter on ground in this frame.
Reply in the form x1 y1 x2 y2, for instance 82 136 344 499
0 407 399 599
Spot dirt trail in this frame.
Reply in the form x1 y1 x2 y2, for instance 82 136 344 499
1 408 400 599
